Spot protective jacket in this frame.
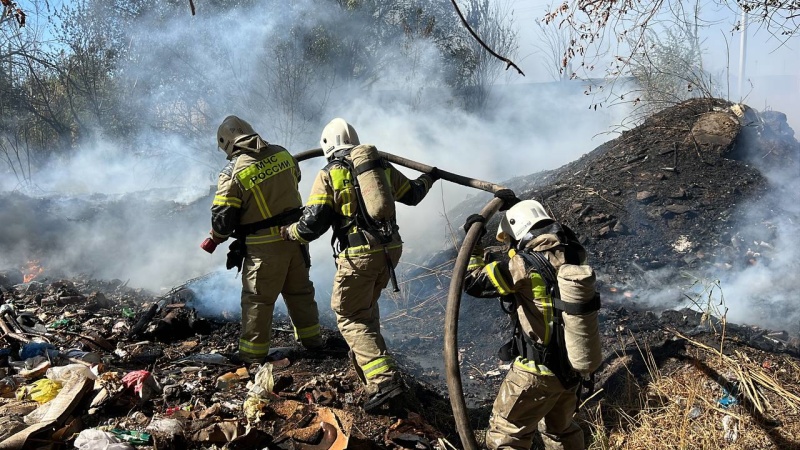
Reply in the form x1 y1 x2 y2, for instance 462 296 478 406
287 148 434 256
209 136 321 362
464 222 590 450
210 136 303 246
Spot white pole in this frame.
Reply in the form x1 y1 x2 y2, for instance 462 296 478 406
738 8 748 101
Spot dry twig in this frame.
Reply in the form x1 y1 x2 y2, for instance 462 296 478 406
448 0 524 76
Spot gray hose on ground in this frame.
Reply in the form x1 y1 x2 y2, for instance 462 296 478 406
295 147 507 450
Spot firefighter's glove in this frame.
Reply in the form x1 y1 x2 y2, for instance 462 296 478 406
280 225 295 241
225 239 247 273
463 214 487 238
427 167 441 183
494 189 521 211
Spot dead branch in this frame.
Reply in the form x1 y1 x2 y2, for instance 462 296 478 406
448 0 524 76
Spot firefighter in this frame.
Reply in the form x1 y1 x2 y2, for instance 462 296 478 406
281 118 438 412
463 198 599 450
203 115 323 364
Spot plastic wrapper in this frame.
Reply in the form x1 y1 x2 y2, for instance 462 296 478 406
16 378 62 403
74 429 135 450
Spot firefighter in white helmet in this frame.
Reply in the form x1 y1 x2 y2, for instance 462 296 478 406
281 118 439 412
202 115 323 364
462 196 601 450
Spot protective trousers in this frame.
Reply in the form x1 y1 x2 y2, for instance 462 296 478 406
486 361 584 450
331 246 402 390
239 240 321 361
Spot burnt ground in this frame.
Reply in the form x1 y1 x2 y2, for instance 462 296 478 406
389 98 800 370
382 98 800 445
2 98 800 449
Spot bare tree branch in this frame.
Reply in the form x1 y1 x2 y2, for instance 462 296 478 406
1 1 25 27
448 0 524 76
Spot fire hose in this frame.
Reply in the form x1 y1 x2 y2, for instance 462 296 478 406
295 148 504 450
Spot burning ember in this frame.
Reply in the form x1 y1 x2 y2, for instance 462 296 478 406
22 259 44 283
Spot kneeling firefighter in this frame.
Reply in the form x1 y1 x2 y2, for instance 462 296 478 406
463 199 602 450
201 115 323 364
282 118 439 412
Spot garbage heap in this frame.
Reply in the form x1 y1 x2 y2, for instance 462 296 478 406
0 272 456 450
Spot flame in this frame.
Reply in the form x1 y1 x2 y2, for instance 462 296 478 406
22 259 44 283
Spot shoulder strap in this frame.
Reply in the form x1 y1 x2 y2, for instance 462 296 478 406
552 293 601 315
517 251 559 298
323 157 358 253
324 154 351 172
353 158 385 176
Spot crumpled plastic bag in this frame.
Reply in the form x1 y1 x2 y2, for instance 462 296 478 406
121 370 161 401
16 378 62 403
243 363 274 423
243 395 270 423
74 428 135 450
246 363 274 399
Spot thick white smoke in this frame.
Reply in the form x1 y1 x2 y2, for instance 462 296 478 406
6 1 797 336
1 1 628 320
712 161 800 332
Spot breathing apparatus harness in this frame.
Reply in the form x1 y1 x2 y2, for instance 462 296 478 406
325 148 401 292
497 223 599 400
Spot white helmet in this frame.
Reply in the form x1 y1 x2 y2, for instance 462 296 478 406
320 118 360 159
217 115 257 159
496 200 553 242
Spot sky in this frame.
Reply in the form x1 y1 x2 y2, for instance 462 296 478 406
506 0 800 128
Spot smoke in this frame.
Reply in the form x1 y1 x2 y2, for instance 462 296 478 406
2 1 797 339
711 158 800 332
619 134 800 334
186 270 242 318
0 2 626 319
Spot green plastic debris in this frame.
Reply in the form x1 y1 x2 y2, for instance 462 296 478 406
47 319 72 329
109 429 151 445
122 307 136 318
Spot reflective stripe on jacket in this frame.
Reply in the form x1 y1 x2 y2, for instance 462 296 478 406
464 232 588 356
289 150 433 256
211 138 303 244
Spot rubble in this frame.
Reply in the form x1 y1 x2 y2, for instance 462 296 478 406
0 272 454 449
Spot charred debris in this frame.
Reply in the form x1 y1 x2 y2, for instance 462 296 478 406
2 98 800 449
0 274 456 449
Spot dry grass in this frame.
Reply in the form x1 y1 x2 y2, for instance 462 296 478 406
583 334 800 450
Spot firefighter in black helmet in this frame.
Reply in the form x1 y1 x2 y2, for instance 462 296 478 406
204 115 322 364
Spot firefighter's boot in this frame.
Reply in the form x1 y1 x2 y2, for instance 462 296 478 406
363 375 404 414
